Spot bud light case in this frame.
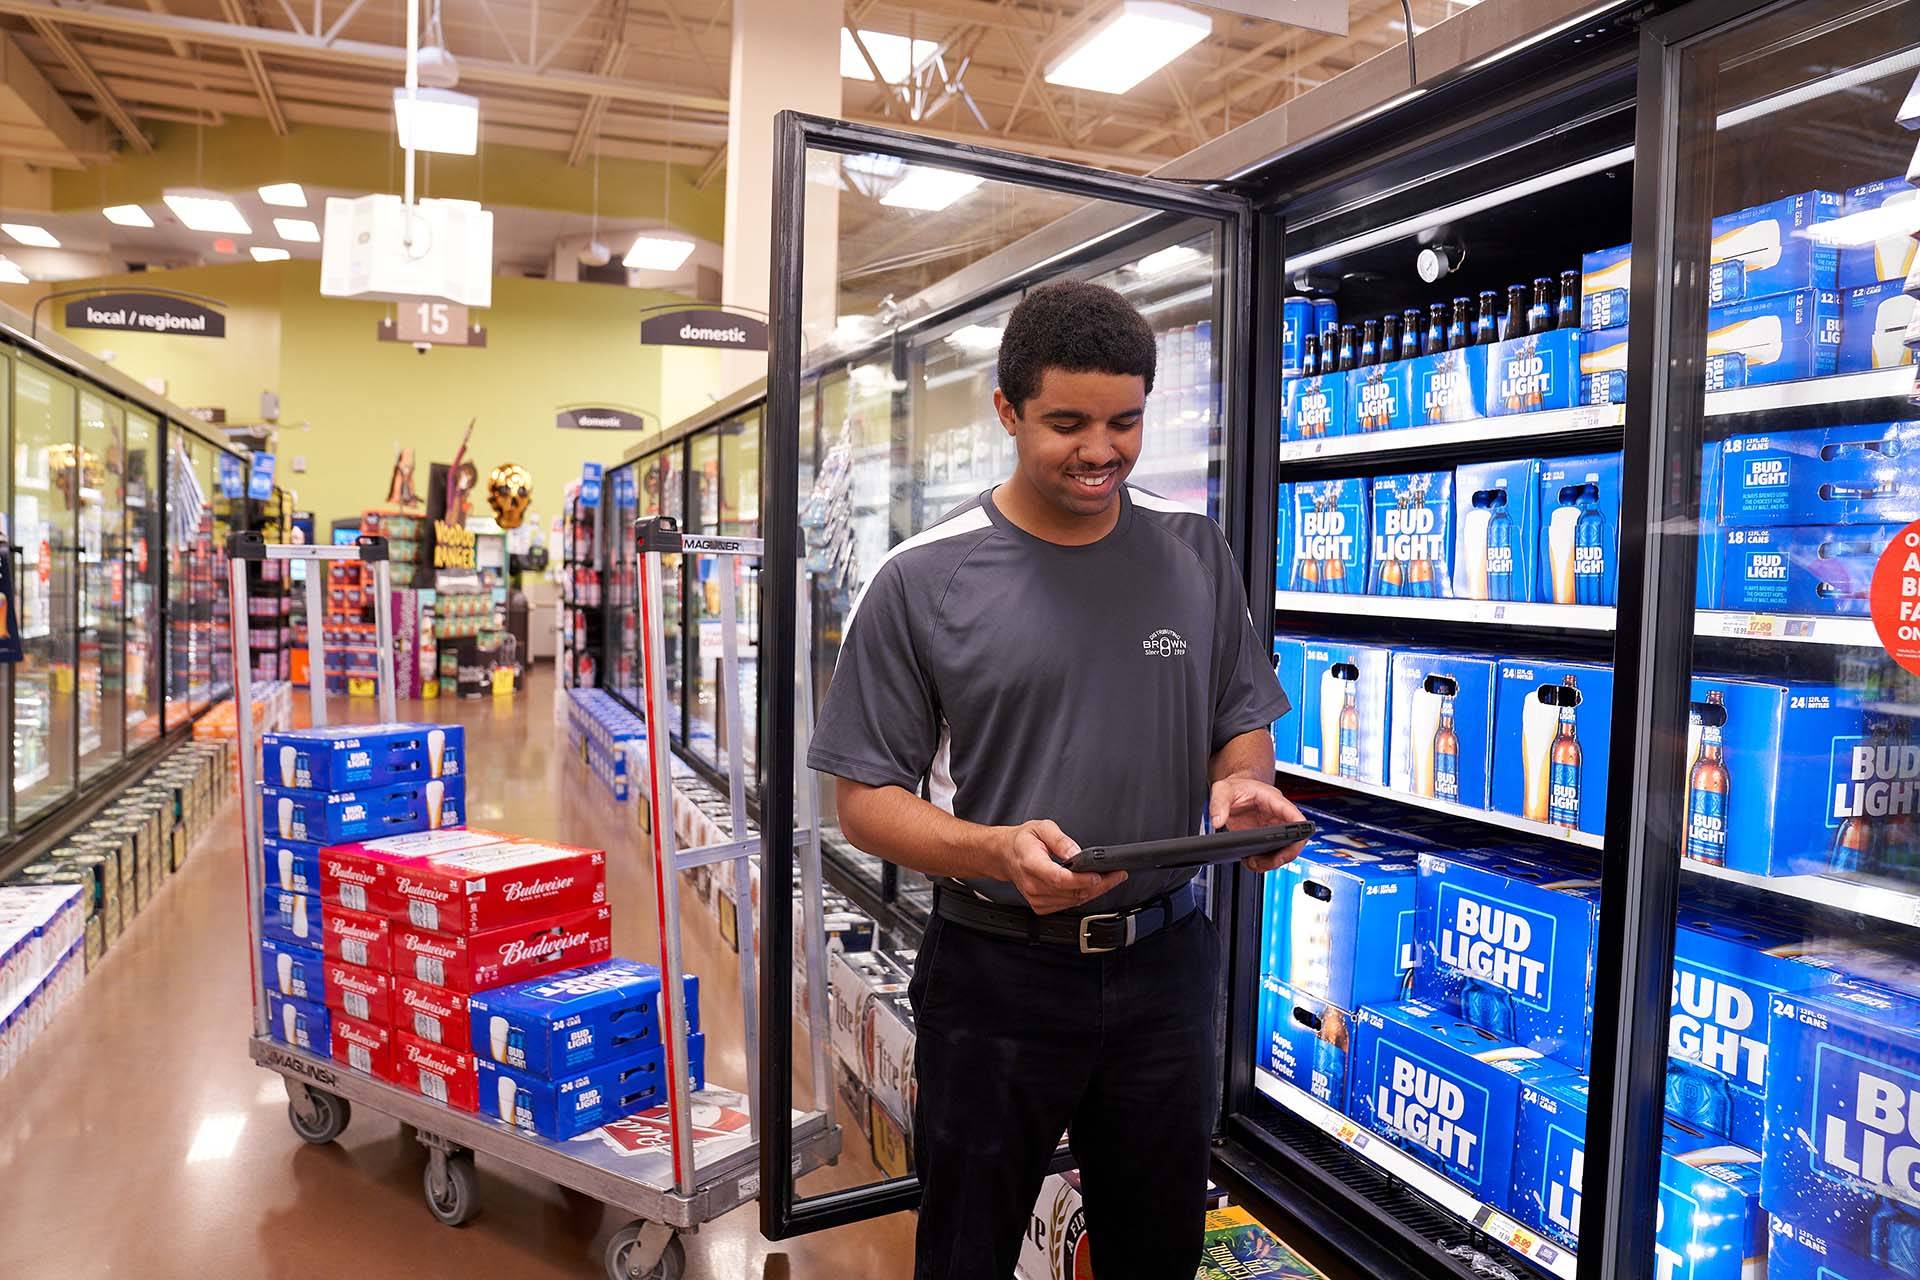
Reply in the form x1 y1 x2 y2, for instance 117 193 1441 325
1282 373 1347 441
261 936 326 1003
1838 280 1917 372
1271 636 1306 766
266 989 332 1056
1258 975 1352 1113
1349 998 1573 1202
1454 459 1541 604
1389 651 1496 810
1715 524 1898 615
1409 347 1489 427
262 723 465 791
478 1040 700 1141
1348 360 1412 434
1538 454 1621 608
469 960 699 1078
1413 847 1602 1067
260 777 467 845
1707 190 1840 303
1768 1213 1892 1280
1717 424 1920 527
1581 243 1632 329
1763 980 1920 1271
1273 482 1293 592
1493 659 1615 839
1270 839 1420 1010
1579 324 1629 405
1289 479 1368 594
263 835 321 897
1705 287 1843 390
1369 472 1453 597
1300 641 1391 784
1835 176 1917 291
262 887 324 949
1282 296 1312 375
1488 328 1579 417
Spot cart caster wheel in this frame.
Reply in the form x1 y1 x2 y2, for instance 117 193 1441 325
424 1150 480 1227
286 1088 351 1145
605 1223 685 1280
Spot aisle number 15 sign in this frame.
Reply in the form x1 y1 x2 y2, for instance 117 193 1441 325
377 302 488 347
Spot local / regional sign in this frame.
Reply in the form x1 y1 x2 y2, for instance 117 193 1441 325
555 407 650 432
65 293 225 338
639 307 767 351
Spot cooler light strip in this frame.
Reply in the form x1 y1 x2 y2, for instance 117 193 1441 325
1716 47 1920 131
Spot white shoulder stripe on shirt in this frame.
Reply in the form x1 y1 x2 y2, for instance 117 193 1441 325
845 505 993 628
1129 486 1205 516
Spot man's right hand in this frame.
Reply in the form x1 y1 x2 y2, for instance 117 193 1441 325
995 820 1126 916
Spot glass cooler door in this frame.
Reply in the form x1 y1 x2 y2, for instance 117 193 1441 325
77 389 125 778
13 360 76 826
125 407 160 747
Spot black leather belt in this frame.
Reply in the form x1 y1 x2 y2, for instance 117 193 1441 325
933 882 1199 953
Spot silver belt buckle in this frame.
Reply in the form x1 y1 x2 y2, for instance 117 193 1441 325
1078 911 1135 954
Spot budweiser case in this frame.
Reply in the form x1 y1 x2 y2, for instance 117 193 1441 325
322 904 395 971
318 828 510 916
392 907 614 993
331 1009 395 1081
323 958 395 1025
394 975 472 1047
393 1030 479 1111
391 839 608 935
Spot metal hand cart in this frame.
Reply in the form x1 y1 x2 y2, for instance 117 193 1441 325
226 530 841 1280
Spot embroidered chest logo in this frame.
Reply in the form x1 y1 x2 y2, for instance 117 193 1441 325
1142 629 1189 658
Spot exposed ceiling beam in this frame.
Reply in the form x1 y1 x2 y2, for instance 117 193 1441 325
694 143 726 190
839 113 1163 171
23 16 152 153
565 0 628 166
215 0 289 135
0 27 108 163
654 0 724 97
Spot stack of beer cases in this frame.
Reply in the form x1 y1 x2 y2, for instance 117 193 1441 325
0 884 86 1082
470 960 703 1140
255 723 469 1066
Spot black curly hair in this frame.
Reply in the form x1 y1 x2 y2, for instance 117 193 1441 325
996 280 1156 414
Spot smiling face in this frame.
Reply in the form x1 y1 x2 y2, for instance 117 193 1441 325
995 367 1145 521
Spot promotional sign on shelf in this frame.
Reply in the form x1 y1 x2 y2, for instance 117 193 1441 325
217 453 245 500
1869 518 1920 673
249 452 276 501
638 307 768 351
64 292 226 338
580 462 603 510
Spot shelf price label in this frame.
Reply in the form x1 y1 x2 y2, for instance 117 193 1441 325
1870 519 1920 674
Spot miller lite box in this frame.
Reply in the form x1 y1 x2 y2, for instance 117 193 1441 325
480 1040 701 1141
1714 524 1896 615
1348 359 1412 433
394 1029 479 1111
1708 190 1840 303
261 936 325 1003
1835 176 1917 290
262 723 464 791
1413 847 1602 1067
1389 651 1496 810
393 906 614 993
331 1009 395 1081
1493 659 1615 839
389 839 607 935
1538 453 1621 608
323 958 394 1025
1581 242 1632 329
1768 1213 1891 1280
1705 287 1843 390
1453 458 1541 604
1349 999 1571 1204
1409 346 1488 427
262 887 324 950
322 903 395 971
1281 372 1347 441
1271 637 1307 767
1838 279 1917 372
266 989 331 1056
1368 472 1453 597
317 827 509 916
827 949 910 1082
262 836 321 897
1268 838 1419 1010
1763 979 1920 1269
1718 423 1920 527
1578 324 1629 406
1286 479 1368 594
1259 975 1352 1112
1300 641 1392 784
394 974 472 1048
1668 905 1839 1149
1488 328 1579 417
468 960 698 1077
261 777 466 846
865 990 918 1135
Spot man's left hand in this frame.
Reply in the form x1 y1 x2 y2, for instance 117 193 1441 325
1208 776 1309 872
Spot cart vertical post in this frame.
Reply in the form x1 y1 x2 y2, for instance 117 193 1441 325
229 534 267 1038
716 555 761 1136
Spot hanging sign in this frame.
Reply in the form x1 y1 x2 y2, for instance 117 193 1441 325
249 451 277 501
556 407 650 432
216 453 245 499
65 292 226 338
378 300 486 347
580 462 603 509
640 307 767 351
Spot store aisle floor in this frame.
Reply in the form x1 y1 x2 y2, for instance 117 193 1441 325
0 666 913 1279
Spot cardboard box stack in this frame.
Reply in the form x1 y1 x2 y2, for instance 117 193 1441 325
565 689 644 802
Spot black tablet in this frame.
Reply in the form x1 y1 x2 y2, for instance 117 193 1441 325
1064 822 1316 874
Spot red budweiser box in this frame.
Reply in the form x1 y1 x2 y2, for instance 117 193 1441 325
394 975 472 1048
322 904 395 972
392 906 613 993
331 1011 395 1082
392 839 608 935
393 1030 477 1111
318 828 516 917
323 958 394 1025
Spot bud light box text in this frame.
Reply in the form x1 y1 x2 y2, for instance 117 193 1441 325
261 936 325 1003
1413 847 1602 1067
479 1038 704 1141
1348 360 1412 433
1453 459 1541 604
1579 325 1629 405
389 839 607 935
1493 659 1614 839
266 989 331 1056
1717 424 1920 527
1389 651 1496 810
1257 975 1352 1112
1768 1214 1889 1280
1288 479 1368 594
1705 287 1843 390
262 887 323 950
1271 637 1306 766
1369 473 1454 597
1488 328 1579 417
260 777 466 846
1300 641 1392 784
263 836 320 897
1838 280 1917 372
469 960 698 1078
1408 347 1489 427
1763 980 1920 1269
1269 839 1419 1009
1714 525 1896 616
1581 243 1632 329
1282 373 1347 441
262 723 464 791
1708 190 1840 303
1835 176 1917 290
1538 454 1621 607
1349 998 1572 1202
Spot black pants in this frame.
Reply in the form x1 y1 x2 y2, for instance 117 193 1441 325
907 904 1220 1280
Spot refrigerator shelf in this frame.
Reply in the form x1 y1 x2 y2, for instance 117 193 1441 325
1277 404 1624 464
1703 365 1918 426
1692 610 1879 646
1274 762 1606 850
1682 859 1920 928
1275 591 1613 631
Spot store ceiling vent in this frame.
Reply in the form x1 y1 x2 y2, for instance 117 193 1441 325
319 194 492 307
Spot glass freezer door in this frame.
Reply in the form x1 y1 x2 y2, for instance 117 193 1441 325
758 111 1253 1239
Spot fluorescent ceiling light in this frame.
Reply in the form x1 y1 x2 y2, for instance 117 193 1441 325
164 191 251 234
1133 244 1205 277
393 86 479 156
879 166 983 211
249 246 291 262
944 323 1004 352
0 257 27 284
273 217 320 243
102 204 154 228
840 28 939 83
1045 1 1211 96
623 234 696 271
2 223 58 248
258 182 307 207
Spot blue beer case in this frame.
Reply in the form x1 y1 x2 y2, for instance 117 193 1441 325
1298 641 1392 784
260 777 467 845
1368 472 1454 597
1488 329 1579 417
1537 454 1621 608
1348 360 1413 433
1270 637 1306 766
1712 524 1897 616
1409 347 1488 427
1282 373 1347 441
1835 176 1918 290
1767 1215 1891 1280
1257 975 1353 1112
1838 280 1918 373
1388 651 1496 810
479 1034 707 1141
1452 459 1541 604
262 723 466 791
1718 423 1920 527
468 960 700 1078
1287 479 1368 594
1492 659 1614 839
1267 839 1420 1010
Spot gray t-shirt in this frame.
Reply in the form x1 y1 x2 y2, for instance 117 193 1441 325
808 485 1292 910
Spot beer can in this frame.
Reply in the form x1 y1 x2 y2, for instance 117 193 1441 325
1311 299 1338 345
1282 295 1312 375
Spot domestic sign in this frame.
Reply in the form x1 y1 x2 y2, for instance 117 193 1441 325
640 307 768 351
66 292 225 338
556 407 650 432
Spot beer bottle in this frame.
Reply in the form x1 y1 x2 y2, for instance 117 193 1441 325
1549 675 1582 828
1484 488 1513 601
1574 482 1607 605
1476 290 1499 345
1301 332 1319 379
1530 276 1556 334
1685 690 1730 866
1448 297 1472 350
1558 269 1581 330
1337 668 1361 781
1380 314 1400 364
1401 309 1423 360
1377 490 1409 597
1502 285 1527 342
1432 691 1460 803
1338 324 1358 372
1426 303 1447 355
1359 320 1379 367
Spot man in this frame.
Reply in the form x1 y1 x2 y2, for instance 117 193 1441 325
808 279 1305 1279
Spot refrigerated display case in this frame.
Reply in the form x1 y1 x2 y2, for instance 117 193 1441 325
77 388 125 780
15 358 78 826
125 407 160 747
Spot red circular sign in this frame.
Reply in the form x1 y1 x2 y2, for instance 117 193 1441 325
1869 518 1920 674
